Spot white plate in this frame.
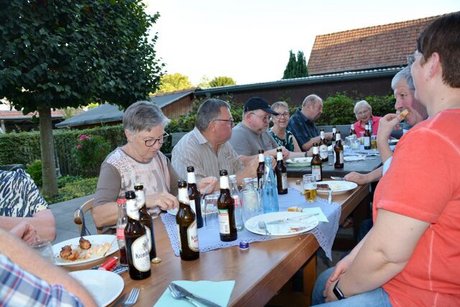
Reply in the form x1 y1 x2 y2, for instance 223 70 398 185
286 157 312 167
52 235 118 267
317 180 358 195
245 211 318 236
69 270 124 306
343 155 366 162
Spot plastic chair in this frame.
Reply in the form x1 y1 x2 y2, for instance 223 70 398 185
73 198 98 236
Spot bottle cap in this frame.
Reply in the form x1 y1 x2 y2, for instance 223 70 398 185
239 240 249 250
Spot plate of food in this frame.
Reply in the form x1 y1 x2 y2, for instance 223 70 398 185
316 181 358 195
244 211 318 236
286 157 312 167
52 235 118 266
69 270 124 306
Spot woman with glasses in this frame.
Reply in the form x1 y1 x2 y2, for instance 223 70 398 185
92 101 180 231
269 101 302 152
353 100 381 137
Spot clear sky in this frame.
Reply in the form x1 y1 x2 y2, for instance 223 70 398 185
145 1 459 86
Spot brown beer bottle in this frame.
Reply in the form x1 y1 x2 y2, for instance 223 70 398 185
124 190 151 280
256 149 265 189
217 169 237 242
349 124 356 137
363 124 372 150
134 184 157 260
176 180 199 261
334 132 344 169
332 126 337 146
311 143 323 181
275 147 288 194
187 166 203 228
319 129 329 162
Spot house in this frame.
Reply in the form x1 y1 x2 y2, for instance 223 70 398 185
196 15 438 106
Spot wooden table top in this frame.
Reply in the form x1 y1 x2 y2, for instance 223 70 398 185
99 180 371 307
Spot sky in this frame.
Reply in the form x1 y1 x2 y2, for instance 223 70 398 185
145 1 459 86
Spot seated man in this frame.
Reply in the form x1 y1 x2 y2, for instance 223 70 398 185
172 98 258 189
287 94 333 151
0 169 56 242
0 228 96 306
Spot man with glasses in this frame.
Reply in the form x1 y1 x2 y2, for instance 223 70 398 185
229 97 289 159
172 98 259 188
287 94 333 151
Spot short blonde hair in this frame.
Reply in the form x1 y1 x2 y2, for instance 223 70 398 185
271 101 289 110
353 100 372 115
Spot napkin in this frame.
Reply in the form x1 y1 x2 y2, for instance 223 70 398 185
154 280 235 307
344 155 366 162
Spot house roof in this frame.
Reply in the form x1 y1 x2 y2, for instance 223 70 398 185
55 89 195 128
0 109 64 121
307 15 438 75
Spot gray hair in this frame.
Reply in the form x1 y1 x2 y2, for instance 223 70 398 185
196 98 231 132
123 100 170 132
301 94 322 107
354 100 372 115
271 101 289 110
391 66 415 91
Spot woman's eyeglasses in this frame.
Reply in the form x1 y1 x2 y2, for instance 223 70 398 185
144 132 170 147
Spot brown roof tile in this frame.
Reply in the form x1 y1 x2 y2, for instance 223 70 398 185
308 16 438 75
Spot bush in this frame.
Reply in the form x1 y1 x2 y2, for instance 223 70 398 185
46 176 98 204
72 134 111 177
26 160 43 187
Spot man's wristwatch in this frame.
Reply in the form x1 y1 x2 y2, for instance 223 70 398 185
333 281 346 300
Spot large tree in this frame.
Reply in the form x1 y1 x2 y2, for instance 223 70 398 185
157 73 192 93
282 50 308 79
0 0 163 197
209 76 236 87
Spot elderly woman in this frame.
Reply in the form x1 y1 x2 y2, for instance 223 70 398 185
92 101 179 231
352 100 381 137
269 101 302 152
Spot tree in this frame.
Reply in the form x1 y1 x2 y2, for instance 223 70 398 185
282 50 308 79
0 0 163 197
157 73 192 93
209 76 236 88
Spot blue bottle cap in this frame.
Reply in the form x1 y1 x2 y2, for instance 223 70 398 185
239 240 249 250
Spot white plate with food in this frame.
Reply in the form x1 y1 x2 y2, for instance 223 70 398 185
245 211 318 236
69 270 124 306
316 180 358 195
286 157 312 167
53 235 118 266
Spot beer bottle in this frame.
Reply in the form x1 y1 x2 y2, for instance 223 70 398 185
332 126 337 146
256 149 265 189
311 143 323 181
176 180 199 261
319 129 329 162
275 147 288 194
134 184 156 260
217 169 237 242
363 124 372 150
186 166 203 228
334 132 344 169
124 190 151 280
349 124 356 136
116 197 128 266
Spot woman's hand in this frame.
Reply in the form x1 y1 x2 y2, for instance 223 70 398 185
323 254 354 299
146 192 179 211
10 221 41 245
344 172 369 185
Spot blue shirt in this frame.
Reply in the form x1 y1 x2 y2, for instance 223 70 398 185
287 109 319 150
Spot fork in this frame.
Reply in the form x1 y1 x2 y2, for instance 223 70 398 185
123 288 140 306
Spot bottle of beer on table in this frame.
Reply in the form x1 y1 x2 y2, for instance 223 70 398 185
116 197 128 266
217 169 237 242
275 147 288 194
124 190 151 280
334 132 344 169
256 149 265 189
363 124 372 150
176 180 199 261
187 166 203 228
349 124 356 137
332 126 337 146
134 184 157 260
319 129 329 162
311 143 323 181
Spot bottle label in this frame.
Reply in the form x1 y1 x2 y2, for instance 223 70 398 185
319 145 328 159
364 137 371 147
189 199 197 213
276 151 283 161
126 199 139 220
281 173 288 189
130 234 150 272
187 220 199 252
312 166 322 181
187 172 196 184
218 209 231 234
116 227 125 240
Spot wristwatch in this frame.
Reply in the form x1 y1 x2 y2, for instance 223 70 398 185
333 281 346 300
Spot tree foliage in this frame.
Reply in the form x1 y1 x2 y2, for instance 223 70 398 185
157 73 192 93
282 50 308 79
209 76 236 88
0 0 163 196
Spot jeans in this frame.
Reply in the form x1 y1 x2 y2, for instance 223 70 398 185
312 267 392 307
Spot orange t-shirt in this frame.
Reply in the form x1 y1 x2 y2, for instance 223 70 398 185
373 109 460 306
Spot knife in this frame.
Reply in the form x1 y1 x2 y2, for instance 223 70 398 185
170 282 221 307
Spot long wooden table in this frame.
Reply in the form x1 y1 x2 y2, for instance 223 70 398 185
107 181 371 306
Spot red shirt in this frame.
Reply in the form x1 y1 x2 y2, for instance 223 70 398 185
354 115 381 137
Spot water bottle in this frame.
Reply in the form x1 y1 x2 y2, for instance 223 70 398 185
242 178 261 221
260 156 279 213
116 197 128 266
229 174 244 231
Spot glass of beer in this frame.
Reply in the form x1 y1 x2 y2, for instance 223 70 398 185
303 174 317 202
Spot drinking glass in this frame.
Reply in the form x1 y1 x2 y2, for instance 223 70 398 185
302 174 317 202
31 240 55 263
203 193 219 228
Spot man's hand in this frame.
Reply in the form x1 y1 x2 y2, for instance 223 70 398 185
198 176 218 194
378 114 401 142
344 172 369 185
10 221 41 245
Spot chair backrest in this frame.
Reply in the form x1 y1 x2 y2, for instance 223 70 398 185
73 198 99 236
